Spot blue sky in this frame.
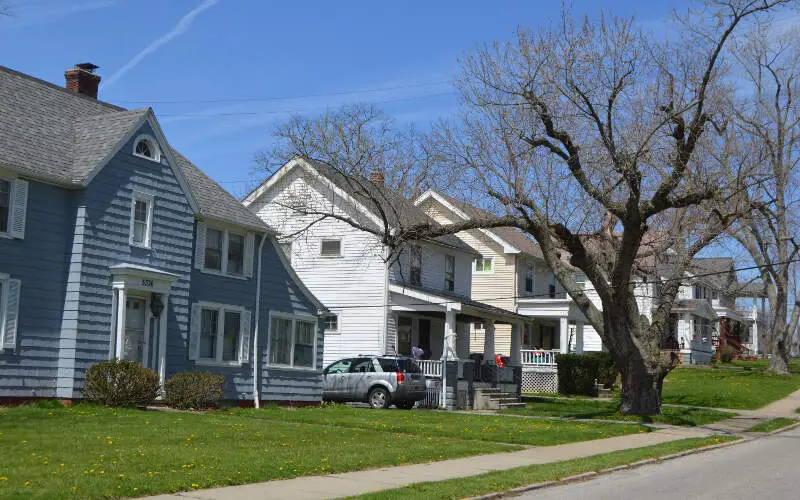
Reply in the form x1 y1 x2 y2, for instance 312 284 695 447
1 0 687 197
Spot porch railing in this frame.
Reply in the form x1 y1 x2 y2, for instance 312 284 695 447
521 349 560 366
416 359 443 377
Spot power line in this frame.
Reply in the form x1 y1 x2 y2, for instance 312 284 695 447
155 92 455 118
117 80 452 105
315 256 793 311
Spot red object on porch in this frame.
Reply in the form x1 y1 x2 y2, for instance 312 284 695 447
495 355 506 367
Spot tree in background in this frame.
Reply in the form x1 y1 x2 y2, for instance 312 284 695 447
263 1 791 414
730 22 800 373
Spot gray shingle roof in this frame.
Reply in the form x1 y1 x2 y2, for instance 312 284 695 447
0 65 266 232
689 257 735 292
300 157 473 251
437 193 544 259
173 151 267 231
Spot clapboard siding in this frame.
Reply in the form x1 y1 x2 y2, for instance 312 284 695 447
0 180 73 397
389 241 473 298
70 124 195 396
251 169 386 366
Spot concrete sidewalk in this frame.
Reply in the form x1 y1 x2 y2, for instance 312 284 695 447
146 427 711 500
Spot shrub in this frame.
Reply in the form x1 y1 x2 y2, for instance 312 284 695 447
84 359 160 407
164 371 225 410
719 345 737 364
557 352 619 396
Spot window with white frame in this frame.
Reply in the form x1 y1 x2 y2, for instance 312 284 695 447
191 302 250 364
324 314 338 332
320 239 342 257
268 313 317 369
410 245 422 286
444 254 455 291
524 264 535 294
129 193 153 248
196 223 253 278
474 256 493 273
132 135 161 163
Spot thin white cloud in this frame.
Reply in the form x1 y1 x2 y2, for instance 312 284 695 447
2 1 117 28
103 0 219 88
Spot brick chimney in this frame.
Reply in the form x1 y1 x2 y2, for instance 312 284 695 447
369 169 385 186
64 63 101 99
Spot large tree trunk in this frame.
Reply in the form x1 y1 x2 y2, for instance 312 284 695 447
605 305 669 415
768 298 791 375
620 363 666 415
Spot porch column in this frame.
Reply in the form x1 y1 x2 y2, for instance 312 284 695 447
442 309 458 360
114 287 127 359
510 322 521 366
559 316 569 354
157 293 169 383
575 321 584 354
483 319 496 363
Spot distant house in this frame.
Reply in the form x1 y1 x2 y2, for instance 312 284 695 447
244 157 529 408
0 64 325 405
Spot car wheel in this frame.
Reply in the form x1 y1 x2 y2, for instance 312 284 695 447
396 401 415 410
368 387 390 409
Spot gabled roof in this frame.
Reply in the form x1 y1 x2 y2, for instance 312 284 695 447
0 65 267 233
245 157 472 251
689 257 735 292
416 190 544 259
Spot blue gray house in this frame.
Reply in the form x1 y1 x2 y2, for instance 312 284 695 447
0 63 326 405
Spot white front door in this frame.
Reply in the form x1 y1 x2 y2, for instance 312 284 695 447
122 297 147 364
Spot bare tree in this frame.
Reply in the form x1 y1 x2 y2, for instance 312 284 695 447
262 1 790 415
729 22 800 374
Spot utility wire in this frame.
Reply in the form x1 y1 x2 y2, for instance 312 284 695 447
118 80 452 105
314 256 795 311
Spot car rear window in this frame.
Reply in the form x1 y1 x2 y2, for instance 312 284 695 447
378 358 422 373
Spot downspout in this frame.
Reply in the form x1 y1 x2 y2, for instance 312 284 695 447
252 233 267 409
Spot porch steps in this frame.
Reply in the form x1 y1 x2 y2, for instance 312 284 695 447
478 387 526 410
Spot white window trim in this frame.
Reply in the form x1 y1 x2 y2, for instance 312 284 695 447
132 134 162 163
319 238 343 258
266 311 319 371
474 256 494 274
444 254 455 291
129 192 154 249
195 301 247 366
524 263 536 294
202 225 248 279
0 273 7 345
323 312 339 333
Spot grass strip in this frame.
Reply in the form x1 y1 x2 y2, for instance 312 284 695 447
746 418 797 433
662 366 800 409
230 404 648 446
509 397 733 426
352 436 738 500
0 404 521 500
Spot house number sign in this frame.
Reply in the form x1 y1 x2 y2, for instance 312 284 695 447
141 279 154 287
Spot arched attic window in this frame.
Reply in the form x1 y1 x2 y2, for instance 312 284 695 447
133 134 161 163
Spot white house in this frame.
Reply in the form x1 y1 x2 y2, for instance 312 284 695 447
243 157 529 407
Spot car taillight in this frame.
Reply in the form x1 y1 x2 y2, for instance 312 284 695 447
396 371 404 383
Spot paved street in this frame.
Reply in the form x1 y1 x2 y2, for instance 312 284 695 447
521 426 800 500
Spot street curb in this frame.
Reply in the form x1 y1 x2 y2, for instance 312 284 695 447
466 437 748 500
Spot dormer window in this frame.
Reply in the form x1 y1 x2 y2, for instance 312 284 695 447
132 135 161 163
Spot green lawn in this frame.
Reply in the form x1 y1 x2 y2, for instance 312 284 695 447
230 404 648 446
506 397 733 426
353 436 738 500
0 404 648 499
662 367 800 410
746 418 797 433
730 359 800 372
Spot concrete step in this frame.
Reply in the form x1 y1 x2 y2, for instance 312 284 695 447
499 402 527 409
